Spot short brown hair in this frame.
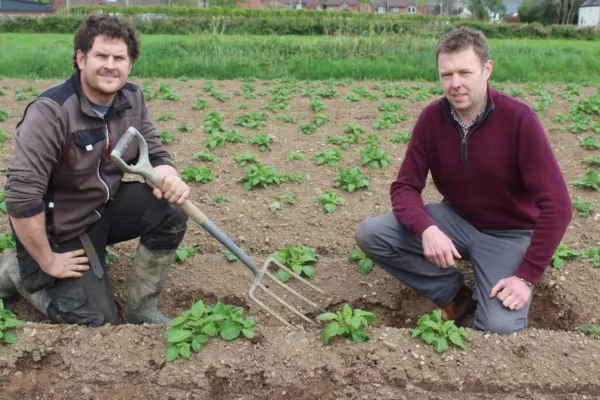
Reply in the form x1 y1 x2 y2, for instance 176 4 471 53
435 27 489 65
73 15 140 70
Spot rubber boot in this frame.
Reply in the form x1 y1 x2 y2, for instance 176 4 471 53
0 250 50 315
124 244 175 324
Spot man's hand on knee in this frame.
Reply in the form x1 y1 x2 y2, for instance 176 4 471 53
40 249 90 279
490 276 531 311
422 225 462 268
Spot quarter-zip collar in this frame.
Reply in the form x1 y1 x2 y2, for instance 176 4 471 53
439 83 496 166
70 70 133 121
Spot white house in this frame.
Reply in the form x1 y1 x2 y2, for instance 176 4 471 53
578 0 600 26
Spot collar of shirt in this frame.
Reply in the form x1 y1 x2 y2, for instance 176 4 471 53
450 95 488 136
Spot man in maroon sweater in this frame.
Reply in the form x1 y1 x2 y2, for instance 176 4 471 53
355 28 572 334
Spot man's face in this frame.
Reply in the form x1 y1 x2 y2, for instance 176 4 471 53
76 35 132 105
437 47 493 117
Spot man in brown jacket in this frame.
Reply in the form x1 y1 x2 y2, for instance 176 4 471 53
0 15 190 327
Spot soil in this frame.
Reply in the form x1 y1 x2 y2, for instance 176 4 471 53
0 78 599 400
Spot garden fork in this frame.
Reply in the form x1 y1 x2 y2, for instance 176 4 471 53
111 127 326 329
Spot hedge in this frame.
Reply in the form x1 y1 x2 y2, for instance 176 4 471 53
1 12 599 40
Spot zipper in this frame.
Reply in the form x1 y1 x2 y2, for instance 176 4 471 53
458 107 494 166
461 135 468 165
97 121 111 203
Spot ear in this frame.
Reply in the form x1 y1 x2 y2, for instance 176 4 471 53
76 49 86 71
483 59 494 80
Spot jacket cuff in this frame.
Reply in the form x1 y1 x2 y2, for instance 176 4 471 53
414 218 436 237
7 200 46 219
513 259 545 285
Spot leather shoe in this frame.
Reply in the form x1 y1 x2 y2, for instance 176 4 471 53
440 285 474 324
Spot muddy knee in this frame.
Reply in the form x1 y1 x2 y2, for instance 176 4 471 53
47 286 118 327
142 204 188 250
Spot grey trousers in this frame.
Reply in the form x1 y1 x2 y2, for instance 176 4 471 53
355 202 534 335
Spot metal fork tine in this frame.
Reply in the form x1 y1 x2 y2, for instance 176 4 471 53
258 284 315 325
264 270 319 309
265 257 327 295
248 285 296 330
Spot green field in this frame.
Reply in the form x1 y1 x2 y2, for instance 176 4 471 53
1 34 600 83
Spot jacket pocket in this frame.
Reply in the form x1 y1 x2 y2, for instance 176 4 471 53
72 128 106 149
68 128 106 174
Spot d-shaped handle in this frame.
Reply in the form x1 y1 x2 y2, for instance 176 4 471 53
110 127 162 188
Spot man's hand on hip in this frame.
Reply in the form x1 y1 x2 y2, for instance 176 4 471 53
490 276 531 311
421 225 462 268
40 249 89 279
151 165 190 205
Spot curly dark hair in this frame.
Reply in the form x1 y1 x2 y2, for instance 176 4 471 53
435 27 489 66
73 14 140 70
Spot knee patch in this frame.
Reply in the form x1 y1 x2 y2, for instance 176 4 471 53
141 205 188 250
46 286 117 327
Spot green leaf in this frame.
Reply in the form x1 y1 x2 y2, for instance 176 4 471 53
3 331 17 344
324 203 336 214
242 328 255 339
431 309 443 323
316 312 338 321
347 316 361 330
322 321 340 345
350 328 369 343
191 301 206 318
220 321 243 341
421 330 436 344
191 338 204 353
4 318 23 328
343 304 352 319
166 329 192 344
195 334 209 344
166 345 180 362
275 269 290 282
410 328 422 337
354 310 376 323
299 254 317 263
358 258 373 275
443 320 455 333
552 257 565 269
422 320 441 331
179 342 191 359
302 265 316 279
434 337 449 353
291 264 303 276
170 315 188 327
202 323 218 336
449 331 466 350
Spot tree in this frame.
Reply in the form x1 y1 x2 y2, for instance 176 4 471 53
466 0 506 21
518 0 585 24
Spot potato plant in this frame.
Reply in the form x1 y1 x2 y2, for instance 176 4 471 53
0 299 23 344
410 309 468 353
180 166 214 183
316 304 376 345
271 244 318 282
317 190 345 214
165 300 256 361
334 168 370 192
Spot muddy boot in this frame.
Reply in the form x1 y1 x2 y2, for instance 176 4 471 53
0 250 50 315
124 244 175 325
